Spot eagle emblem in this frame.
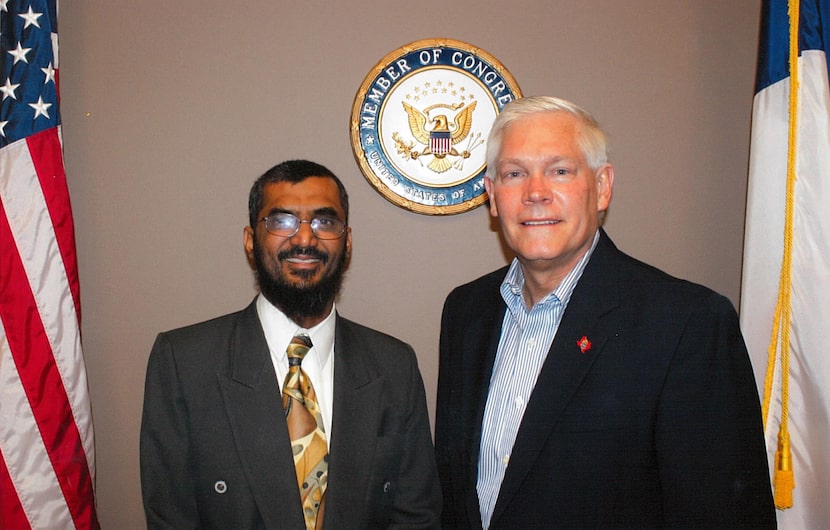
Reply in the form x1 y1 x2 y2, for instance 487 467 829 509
394 101 479 173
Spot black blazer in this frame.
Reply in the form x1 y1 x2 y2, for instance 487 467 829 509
435 230 775 529
140 301 441 529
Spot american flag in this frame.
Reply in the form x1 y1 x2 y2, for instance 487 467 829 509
1 1 99 528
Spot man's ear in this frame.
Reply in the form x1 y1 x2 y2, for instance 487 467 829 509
243 226 255 268
596 164 615 212
484 176 499 217
344 226 353 259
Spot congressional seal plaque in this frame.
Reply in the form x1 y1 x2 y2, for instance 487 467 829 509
350 39 522 215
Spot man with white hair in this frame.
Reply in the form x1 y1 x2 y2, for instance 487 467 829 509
434 96 775 529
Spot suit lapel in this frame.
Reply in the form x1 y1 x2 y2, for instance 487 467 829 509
322 316 384 528
464 288 505 456
217 301 305 529
491 233 622 524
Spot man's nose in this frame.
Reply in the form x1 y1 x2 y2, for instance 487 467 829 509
524 173 552 203
290 220 317 246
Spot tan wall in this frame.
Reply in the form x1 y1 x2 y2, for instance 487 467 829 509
59 1 761 527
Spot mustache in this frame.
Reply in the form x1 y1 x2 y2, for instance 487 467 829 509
277 246 329 262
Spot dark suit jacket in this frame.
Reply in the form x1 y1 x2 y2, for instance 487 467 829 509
435 230 775 529
140 300 441 529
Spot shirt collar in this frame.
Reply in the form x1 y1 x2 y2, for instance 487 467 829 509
255 294 336 369
501 230 600 310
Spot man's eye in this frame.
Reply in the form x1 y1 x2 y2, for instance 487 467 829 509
315 217 336 227
275 215 297 227
552 167 576 177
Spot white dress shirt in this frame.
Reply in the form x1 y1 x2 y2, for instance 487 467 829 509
256 294 335 449
477 231 599 529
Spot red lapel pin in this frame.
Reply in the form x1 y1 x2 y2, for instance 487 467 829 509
576 336 592 354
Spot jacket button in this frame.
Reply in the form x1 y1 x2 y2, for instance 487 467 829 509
383 481 391 493
214 480 227 494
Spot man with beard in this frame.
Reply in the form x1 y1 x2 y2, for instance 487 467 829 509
140 160 441 529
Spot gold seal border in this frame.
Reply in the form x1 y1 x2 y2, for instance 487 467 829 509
350 38 522 215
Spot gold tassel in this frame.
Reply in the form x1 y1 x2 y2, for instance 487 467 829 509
773 430 794 509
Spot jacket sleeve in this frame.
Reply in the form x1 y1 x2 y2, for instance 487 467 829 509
655 293 776 528
140 333 200 529
388 343 442 529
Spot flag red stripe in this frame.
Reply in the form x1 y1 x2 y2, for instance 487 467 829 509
0 452 31 530
28 128 82 325
0 199 97 529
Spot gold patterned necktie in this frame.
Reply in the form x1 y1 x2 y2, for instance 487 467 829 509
282 334 328 530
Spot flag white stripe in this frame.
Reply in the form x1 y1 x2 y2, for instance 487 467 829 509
0 319 75 529
742 76 788 393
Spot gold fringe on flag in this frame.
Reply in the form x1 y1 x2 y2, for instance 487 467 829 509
760 0 799 511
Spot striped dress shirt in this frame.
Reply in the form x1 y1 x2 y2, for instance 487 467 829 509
477 231 599 529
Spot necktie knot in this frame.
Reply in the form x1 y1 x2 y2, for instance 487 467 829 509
287 334 312 365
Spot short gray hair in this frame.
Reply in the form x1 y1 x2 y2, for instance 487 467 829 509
485 96 609 176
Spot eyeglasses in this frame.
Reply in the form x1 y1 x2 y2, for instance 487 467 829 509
258 212 347 240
